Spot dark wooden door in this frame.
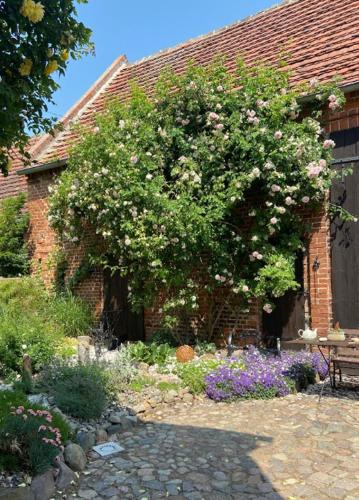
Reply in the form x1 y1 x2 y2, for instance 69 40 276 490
262 253 305 346
331 128 359 328
103 269 145 343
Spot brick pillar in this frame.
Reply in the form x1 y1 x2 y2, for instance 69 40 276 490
304 203 333 336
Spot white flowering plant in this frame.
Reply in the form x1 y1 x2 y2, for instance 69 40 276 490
49 59 349 331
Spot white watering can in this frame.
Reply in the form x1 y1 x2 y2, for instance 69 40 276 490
298 327 317 340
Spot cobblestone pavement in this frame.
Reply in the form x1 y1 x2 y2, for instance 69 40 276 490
73 387 359 500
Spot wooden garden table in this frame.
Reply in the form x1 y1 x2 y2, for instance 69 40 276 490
285 338 359 392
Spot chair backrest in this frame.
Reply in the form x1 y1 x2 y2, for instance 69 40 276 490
336 331 359 358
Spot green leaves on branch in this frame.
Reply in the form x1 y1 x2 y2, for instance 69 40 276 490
0 0 93 174
49 58 347 327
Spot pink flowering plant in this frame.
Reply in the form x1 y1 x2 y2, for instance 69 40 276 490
49 59 351 332
0 405 66 474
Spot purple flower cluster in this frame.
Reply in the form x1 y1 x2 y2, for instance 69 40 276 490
205 347 327 401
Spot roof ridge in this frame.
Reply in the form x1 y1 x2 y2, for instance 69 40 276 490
32 54 128 163
127 0 301 68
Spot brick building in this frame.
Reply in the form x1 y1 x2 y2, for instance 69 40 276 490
2 0 359 342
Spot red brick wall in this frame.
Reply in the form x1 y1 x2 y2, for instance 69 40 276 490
27 171 103 314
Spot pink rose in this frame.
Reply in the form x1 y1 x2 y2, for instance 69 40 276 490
274 131 283 140
323 139 335 149
270 217 278 225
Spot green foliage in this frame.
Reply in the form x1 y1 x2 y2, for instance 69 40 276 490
104 348 138 397
0 390 27 426
37 361 108 420
0 0 93 174
194 341 217 356
128 375 157 393
49 58 348 330
47 292 92 337
150 329 178 347
0 277 93 376
176 358 243 394
127 341 175 366
0 405 67 474
0 194 29 277
157 381 181 392
13 370 33 394
285 363 316 391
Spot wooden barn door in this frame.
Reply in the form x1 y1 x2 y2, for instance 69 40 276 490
262 253 305 346
103 269 145 344
331 128 359 328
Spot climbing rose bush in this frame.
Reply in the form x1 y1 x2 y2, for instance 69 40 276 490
205 347 327 401
49 59 346 329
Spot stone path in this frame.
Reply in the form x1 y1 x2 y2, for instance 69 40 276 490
71 388 359 499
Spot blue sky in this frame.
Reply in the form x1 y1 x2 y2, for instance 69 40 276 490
49 0 277 119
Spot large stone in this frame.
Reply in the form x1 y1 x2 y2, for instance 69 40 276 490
164 390 178 403
108 412 124 424
183 392 194 403
76 430 96 452
64 443 87 471
27 394 50 408
0 488 34 499
30 470 55 500
133 402 151 414
56 461 77 490
95 428 108 443
107 424 123 435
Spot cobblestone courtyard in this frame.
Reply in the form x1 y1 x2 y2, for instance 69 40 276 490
74 389 359 500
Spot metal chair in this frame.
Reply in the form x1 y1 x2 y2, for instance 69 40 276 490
332 331 359 388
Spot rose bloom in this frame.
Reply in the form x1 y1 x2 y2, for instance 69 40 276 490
252 167 260 177
242 285 249 292
263 303 273 314
274 131 283 140
323 139 335 149
271 184 281 192
302 196 310 203
285 196 294 205
130 155 138 164
277 206 286 214
270 217 278 225
208 112 219 121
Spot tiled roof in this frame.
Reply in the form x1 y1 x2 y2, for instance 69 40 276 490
0 137 41 200
32 0 359 167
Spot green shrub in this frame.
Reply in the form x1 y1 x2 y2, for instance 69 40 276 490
0 277 93 376
38 361 108 420
150 329 178 347
127 341 175 366
105 348 138 397
0 405 67 474
0 194 29 277
47 293 93 338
